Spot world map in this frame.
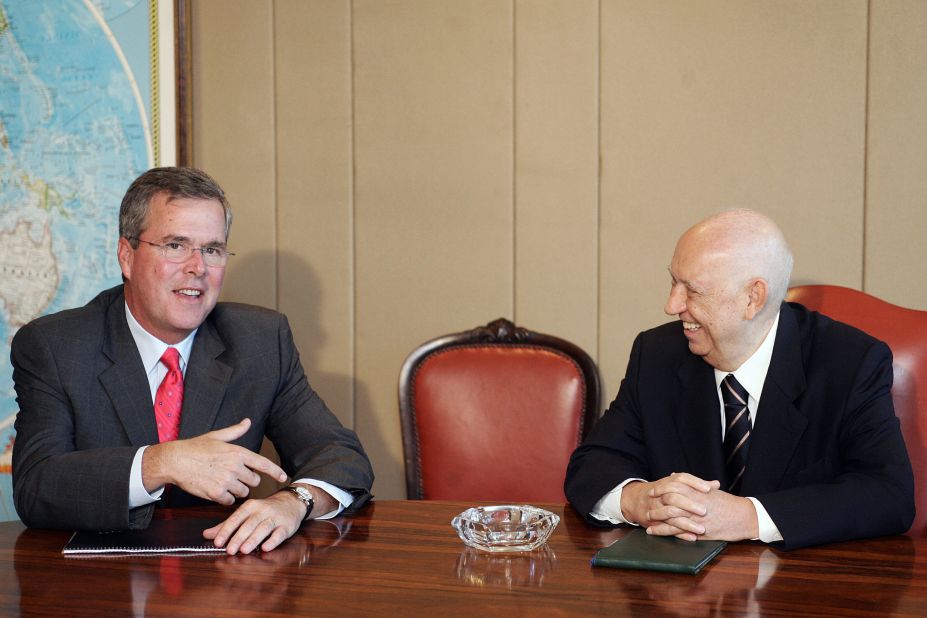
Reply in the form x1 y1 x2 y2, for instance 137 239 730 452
0 0 156 520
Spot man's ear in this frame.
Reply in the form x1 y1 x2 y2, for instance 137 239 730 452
117 237 133 280
744 278 768 320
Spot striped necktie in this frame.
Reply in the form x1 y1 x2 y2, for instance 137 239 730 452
721 374 751 495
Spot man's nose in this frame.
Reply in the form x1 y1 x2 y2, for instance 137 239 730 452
183 248 207 275
664 284 686 316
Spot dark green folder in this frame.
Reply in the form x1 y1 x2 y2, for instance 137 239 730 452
591 528 727 575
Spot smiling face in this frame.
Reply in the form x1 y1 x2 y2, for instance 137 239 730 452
663 216 773 371
118 191 227 344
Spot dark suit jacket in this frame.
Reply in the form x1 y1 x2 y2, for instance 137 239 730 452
565 302 914 549
11 285 374 531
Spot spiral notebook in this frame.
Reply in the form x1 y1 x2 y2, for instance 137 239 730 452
63 517 225 555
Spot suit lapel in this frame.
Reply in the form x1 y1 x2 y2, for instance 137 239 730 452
99 290 160 446
179 318 232 438
675 354 727 482
741 305 808 495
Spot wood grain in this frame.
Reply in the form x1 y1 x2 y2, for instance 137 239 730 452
0 501 924 616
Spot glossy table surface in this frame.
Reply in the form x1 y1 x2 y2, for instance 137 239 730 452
1 500 925 616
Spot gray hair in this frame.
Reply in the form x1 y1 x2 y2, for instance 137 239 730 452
119 167 232 246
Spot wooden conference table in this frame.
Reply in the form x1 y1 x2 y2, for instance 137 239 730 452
1 500 925 616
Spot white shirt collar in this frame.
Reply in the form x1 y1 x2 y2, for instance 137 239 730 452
124 302 196 376
713 311 780 405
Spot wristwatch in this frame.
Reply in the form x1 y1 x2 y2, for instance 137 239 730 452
284 485 315 520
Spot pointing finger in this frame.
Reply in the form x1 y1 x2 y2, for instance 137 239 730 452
241 450 288 483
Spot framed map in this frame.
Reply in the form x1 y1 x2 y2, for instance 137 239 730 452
0 0 190 521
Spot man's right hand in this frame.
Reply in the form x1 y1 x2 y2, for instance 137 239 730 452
620 472 719 539
141 418 288 504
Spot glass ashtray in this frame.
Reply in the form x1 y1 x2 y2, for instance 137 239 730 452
451 505 560 552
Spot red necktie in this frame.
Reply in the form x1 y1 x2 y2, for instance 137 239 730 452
155 348 184 442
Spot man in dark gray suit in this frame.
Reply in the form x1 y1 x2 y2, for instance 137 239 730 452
11 167 373 555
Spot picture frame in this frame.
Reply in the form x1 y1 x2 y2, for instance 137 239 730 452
157 0 192 166
174 0 192 166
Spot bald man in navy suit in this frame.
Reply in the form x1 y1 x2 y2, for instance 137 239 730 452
565 209 913 549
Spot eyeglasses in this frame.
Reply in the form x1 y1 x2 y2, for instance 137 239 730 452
129 237 235 267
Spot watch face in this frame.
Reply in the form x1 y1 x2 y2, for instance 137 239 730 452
290 486 313 507
289 487 314 520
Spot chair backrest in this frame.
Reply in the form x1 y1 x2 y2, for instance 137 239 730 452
399 318 600 502
786 284 927 536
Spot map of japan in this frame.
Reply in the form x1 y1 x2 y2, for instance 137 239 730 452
0 0 157 520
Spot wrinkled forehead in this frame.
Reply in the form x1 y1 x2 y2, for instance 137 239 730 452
672 226 732 265
145 196 227 237
670 232 740 290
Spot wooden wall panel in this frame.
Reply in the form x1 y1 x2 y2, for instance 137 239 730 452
191 0 278 497
866 0 927 309
352 0 515 497
188 1 927 501
191 0 277 307
274 0 355 427
514 0 600 361
598 0 868 396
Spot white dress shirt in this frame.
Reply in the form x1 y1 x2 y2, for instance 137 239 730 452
125 303 352 518
590 312 784 543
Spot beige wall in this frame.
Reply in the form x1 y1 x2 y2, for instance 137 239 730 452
191 0 927 500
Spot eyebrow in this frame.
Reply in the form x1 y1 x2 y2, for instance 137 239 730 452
160 234 227 249
668 267 708 295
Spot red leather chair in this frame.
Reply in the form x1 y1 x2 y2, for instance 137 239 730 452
398 318 599 502
786 285 927 536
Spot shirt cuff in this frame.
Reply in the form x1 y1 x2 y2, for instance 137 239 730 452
747 497 784 543
590 478 646 525
128 446 164 509
293 478 354 519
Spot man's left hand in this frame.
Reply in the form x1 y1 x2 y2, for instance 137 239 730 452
202 486 336 555
646 485 759 542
